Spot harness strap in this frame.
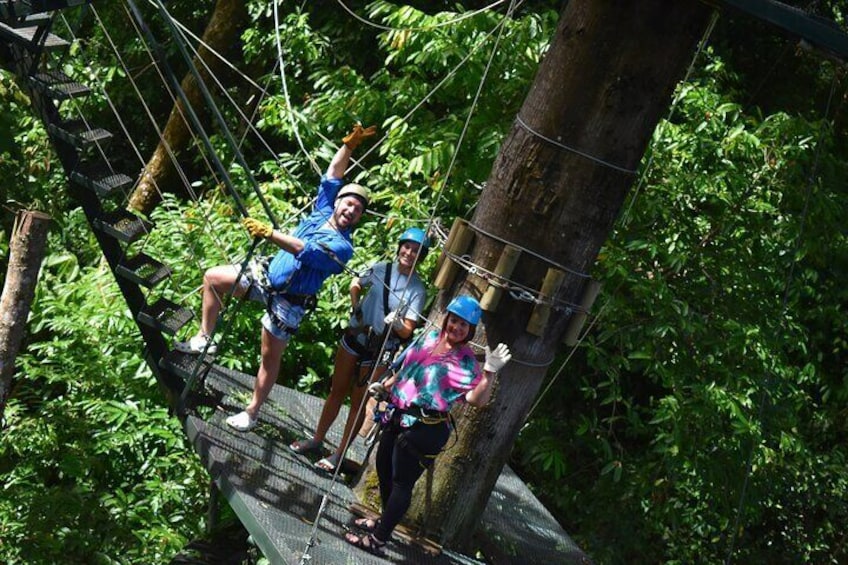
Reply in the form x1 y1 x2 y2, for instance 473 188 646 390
382 262 392 318
397 404 449 423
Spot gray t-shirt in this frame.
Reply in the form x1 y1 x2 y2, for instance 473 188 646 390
349 261 427 349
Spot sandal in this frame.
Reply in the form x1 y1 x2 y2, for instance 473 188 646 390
353 517 379 533
314 454 341 474
344 532 386 557
288 437 323 455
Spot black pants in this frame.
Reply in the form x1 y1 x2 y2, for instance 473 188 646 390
374 416 450 541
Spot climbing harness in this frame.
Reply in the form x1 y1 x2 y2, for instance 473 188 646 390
243 255 318 338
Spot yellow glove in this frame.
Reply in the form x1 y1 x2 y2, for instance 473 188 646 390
242 217 272 239
342 124 377 150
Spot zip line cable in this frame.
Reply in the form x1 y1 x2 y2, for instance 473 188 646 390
724 72 840 565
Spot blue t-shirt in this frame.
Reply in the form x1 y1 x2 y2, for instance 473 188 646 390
266 176 354 294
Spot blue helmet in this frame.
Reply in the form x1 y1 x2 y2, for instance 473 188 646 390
398 227 430 259
446 295 482 326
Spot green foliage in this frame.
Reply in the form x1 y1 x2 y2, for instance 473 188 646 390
0 71 68 219
4 2 848 564
2 243 207 564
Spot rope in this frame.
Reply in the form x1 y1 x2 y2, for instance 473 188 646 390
515 114 638 175
272 1 321 176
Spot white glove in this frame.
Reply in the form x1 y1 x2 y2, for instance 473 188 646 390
484 343 511 373
368 382 389 401
384 310 406 331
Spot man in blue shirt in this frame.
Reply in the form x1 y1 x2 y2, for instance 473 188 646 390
176 125 375 431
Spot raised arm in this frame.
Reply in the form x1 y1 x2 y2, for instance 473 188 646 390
465 343 511 407
326 143 353 180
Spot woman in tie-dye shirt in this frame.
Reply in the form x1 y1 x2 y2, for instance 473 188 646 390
344 296 512 556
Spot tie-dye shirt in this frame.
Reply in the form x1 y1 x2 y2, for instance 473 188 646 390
390 330 482 427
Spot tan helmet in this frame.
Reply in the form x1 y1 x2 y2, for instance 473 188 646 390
336 183 370 209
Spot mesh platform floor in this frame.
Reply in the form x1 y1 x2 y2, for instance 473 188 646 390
171 351 591 564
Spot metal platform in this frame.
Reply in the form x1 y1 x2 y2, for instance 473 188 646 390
176 353 590 564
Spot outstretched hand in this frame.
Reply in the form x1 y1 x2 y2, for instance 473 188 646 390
342 124 377 150
242 217 272 239
484 343 512 373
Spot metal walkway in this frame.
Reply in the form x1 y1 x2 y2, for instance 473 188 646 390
168 351 589 564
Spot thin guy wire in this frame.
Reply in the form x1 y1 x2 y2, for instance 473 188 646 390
335 0 508 32
724 72 839 565
515 114 638 175
466 220 591 279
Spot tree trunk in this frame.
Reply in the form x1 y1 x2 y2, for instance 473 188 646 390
409 0 714 549
0 210 51 423
128 0 248 214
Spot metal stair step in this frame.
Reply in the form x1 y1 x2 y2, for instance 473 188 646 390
160 350 216 382
70 167 134 199
1 0 91 20
92 208 151 244
138 298 193 336
116 253 171 288
48 119 112 149
1 11 51 28
0 21 67 50
30 70 91 100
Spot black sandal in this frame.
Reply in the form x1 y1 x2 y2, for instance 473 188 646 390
344 532 386 556
353 517 379 533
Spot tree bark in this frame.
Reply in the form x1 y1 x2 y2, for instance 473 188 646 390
0 210 51 423
408 0 714 549
128 0 248 214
